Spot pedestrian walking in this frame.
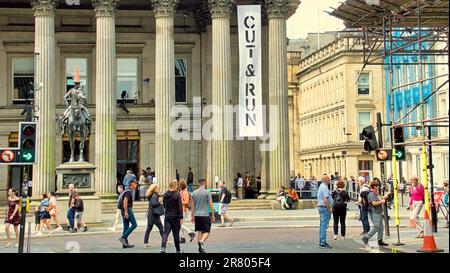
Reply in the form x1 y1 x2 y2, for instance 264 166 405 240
332 180 350 240
362 181 389 247
179 179 196 243
218 181 234 227
317 175 333 249
39 193 52 233
356 176 371 235
187 167 194 193
191 178 215 253
48 191 63 232
66 183 76 232
143 184 164 248
72 193 88 233
408 176 425 238
109 185 124 232
161 180 184 253
118 180 138 248
123 170 136 200
4 188 20 247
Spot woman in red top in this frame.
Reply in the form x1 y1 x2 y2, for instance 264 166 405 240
179 179 195 243
409 176 425 238
4 188 21 248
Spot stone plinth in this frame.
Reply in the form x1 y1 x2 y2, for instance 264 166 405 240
56 161 101 223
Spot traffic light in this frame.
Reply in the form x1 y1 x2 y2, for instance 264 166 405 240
19 122 36 163
362 125 379 152
375 149 392 161
393 127 406 161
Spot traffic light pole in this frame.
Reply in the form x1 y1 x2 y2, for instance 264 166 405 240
428 126 438 232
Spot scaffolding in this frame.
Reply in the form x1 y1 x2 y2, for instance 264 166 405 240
330 0 449 241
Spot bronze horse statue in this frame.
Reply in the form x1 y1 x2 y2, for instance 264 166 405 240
58 85 91 162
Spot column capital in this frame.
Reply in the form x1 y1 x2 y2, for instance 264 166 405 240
208 0 234 19
264 0 289 19
151 0 179 18
92 0 119 17
31 0 57 17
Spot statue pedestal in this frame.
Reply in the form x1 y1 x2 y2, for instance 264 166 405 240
56 162 102 224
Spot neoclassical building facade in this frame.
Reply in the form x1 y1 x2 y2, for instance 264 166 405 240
0 0 299 201
294 36 384 180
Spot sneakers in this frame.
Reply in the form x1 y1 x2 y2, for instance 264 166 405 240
70 229 78 233
217 224 226 228
180 237 186 244
189 232 196 243
161 247 166 253
333 235 338 240
415 232 424 239
118 237 127 245
54 226 63 232
319 243 332 249
83 227 89 232
362 236 369 246
122 244 135 249
176 250 184 253
144 244 151 248
198 242 206 253
378 240 389 247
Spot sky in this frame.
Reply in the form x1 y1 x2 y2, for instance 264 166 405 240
287 0 345 39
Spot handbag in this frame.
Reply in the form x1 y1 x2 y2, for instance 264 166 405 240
153 203 164 217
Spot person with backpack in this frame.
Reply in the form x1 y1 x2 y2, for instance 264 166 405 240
362 180 390 247
161 180 184 253
332 180 350 240
118 180 138 248
357 176 371 235
218 181 234 227
143 184 164 248
179 179 196 243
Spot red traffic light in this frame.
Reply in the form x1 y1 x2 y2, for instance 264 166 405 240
23 125 35 137
375 149 392 161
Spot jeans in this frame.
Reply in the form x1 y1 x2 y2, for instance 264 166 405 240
187 183 193 193
359 206 370 233
318 207 331 245
366 212 384 242
411 201 424 233
121 207 137 240
333 209 347 236
67 208 75 229
144 213 163 244
161 218 182 251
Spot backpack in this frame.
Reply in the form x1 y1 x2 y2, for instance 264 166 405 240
360 190 370 212
185 190 193 210
332 190 346 209
223 188 232 204
117 189 131 209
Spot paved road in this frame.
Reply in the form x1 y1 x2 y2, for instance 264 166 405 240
1 227 384 253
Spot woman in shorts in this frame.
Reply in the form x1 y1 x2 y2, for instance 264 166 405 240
4 188 21 247
49 192 63 232
39 193 52 233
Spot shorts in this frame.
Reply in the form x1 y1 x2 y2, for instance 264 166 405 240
219 203 228 215
35 214 41 225
75 212 83 222
40 211 50 220
195 216 211 233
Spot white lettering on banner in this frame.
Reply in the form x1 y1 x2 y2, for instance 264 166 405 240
238 5 263 137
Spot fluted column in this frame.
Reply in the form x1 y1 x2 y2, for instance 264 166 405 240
151 0 178 191
32 0 57 197
93 0 118 197
209 0 233 188
265 0 290 192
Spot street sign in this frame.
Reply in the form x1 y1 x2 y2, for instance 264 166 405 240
0 149 18 163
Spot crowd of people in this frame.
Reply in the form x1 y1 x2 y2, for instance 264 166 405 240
233 172 261 199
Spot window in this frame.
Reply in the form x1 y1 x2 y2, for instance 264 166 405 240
358 112 371 140
175 58 187 103
66 58 88 96
12 57 34 101
444 155 449 180
117 58 138 100
357 73 370 95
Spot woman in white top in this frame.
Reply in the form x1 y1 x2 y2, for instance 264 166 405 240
48 192 63 232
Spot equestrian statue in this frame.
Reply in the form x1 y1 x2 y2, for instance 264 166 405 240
58 65 92 162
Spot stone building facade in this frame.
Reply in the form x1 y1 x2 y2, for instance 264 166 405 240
0 0 299 201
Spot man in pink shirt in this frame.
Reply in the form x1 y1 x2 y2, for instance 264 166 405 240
408 176 425 238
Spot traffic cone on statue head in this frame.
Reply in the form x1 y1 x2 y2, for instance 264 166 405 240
74 64 80 83
408 205 416 228
417 210 444 253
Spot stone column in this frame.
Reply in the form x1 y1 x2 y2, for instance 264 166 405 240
265 0 290 192
93 0 118 198
151 0 178 191
209 0 234 188
32 0 57 197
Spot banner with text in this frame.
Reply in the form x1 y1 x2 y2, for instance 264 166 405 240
238 5 263 137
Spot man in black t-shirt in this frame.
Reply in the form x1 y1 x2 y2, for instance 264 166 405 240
187 167 194 193
119 180 138 248
218 181 234 228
